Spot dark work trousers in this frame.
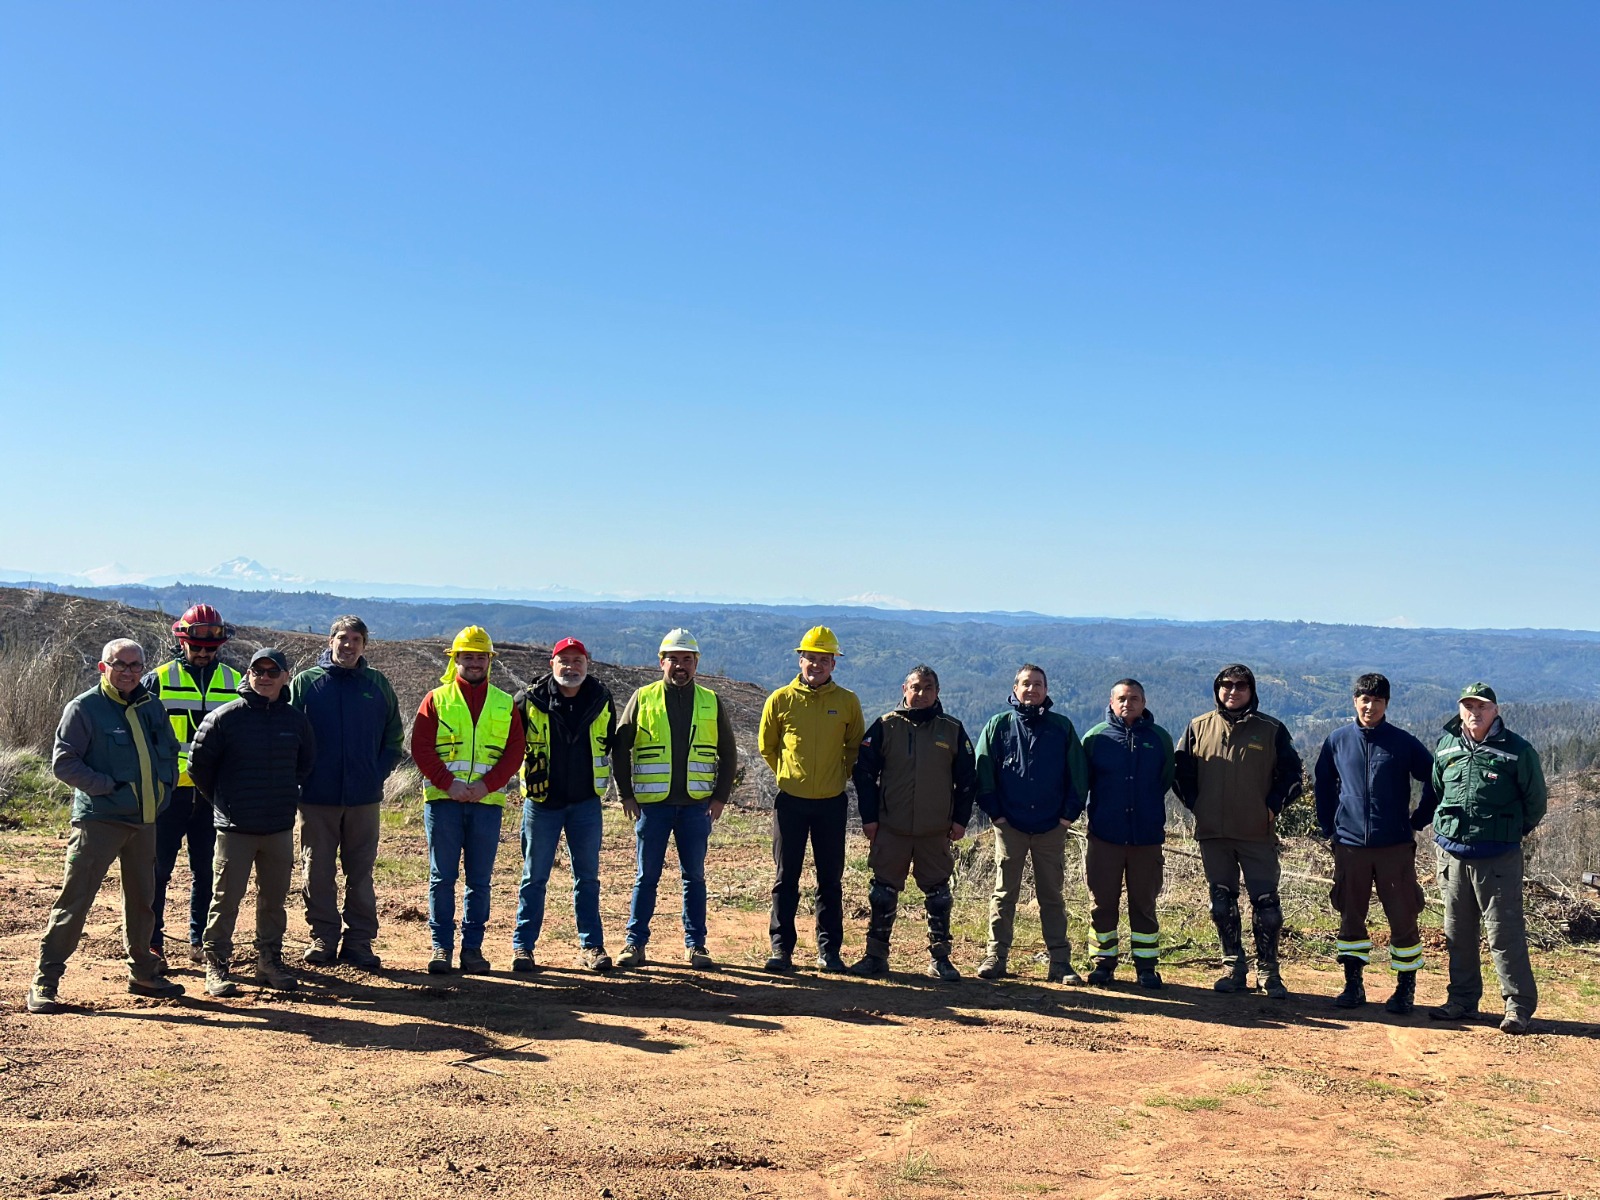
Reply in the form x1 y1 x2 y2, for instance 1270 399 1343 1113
1085 834 1164 940
152 785 216 950
1330 841 1425 968
769 792 848 956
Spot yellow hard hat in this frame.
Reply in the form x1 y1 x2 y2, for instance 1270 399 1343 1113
451 626 495 656
441 625 495 683
658 628 701 656
795 626 842 656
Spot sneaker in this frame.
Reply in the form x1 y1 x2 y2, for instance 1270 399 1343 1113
1136 966 1164 990
849 954 889 977
763 952 794 973
1047 961 1085 985
976 954 1008 980
1429 1000 1479 1022
428 947 453 975
617 943 647 969
816 950 848 973
187 942 205 965
459 947 491 974
926 956 960 982
256 952 299 992
25 982 61 1014
581 947 614 973
1087 960 1117 986
339 942 382 971
511 949 539 973
1500 1011 1532 1035
303 938 337 965
128 974 186 999
684 946 715 969
205 955 239 998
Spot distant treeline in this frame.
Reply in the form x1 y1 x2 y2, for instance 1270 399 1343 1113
66 584 1600 763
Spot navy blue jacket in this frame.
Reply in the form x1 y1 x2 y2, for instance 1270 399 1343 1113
1081 708 1176 846
974 696 1088 834
1313 719 1438 848
287 650 404 807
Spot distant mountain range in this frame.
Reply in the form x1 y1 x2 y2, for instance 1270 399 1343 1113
19 577 1598 770
0 558 868 608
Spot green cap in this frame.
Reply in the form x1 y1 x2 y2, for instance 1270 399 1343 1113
1459 682 1497 704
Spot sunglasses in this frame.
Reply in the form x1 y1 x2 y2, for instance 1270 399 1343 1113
250 665 285 678
1219 682 1252 692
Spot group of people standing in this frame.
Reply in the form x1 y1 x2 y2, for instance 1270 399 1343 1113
24 611 1548 1037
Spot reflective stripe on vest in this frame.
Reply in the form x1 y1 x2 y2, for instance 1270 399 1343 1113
521 698 612 803
425 682 515 806
157 660 242 786
631 681 719 801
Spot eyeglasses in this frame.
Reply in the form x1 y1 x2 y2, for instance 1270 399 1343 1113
250 665 284 678
108 660 144 672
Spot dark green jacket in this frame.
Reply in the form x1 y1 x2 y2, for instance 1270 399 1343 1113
52 681 180 823
1430 717 1546 846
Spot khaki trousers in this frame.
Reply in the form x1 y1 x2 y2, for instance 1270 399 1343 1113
986 822 1069 963
205 830 295 958
868 828 954 893
35 820 162 987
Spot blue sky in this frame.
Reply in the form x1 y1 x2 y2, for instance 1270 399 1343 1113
3 3 1596 628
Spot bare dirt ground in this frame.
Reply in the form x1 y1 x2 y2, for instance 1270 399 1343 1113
4 802 1600 1200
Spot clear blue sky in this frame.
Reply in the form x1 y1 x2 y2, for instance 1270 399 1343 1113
3 3 1596 629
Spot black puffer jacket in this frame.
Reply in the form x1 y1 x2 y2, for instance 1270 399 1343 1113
189 683 317 835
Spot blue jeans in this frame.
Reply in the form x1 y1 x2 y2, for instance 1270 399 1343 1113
424 801 503 951
626 802 711 949
514 798 604 952
152 786 215 949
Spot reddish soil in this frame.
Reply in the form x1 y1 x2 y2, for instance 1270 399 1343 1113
4 811 1599 1200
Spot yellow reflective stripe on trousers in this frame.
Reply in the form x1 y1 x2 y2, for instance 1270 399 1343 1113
1389 942 1423 972
1129 931 1160 959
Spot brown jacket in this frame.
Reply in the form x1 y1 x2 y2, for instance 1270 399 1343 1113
1174 709 1302 842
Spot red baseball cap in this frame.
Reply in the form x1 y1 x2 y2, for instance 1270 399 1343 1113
551 637 588 658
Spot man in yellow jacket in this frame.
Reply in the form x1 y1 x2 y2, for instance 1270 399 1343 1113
758 626 864 973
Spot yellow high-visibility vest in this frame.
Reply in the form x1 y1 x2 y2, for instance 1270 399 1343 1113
522 699 612 803
632 682 719 802
425 681 514 806
154 659 242 786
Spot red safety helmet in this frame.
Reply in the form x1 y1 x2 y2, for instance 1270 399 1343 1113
172 604 233 647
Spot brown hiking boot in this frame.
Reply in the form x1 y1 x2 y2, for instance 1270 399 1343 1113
205 954 239 998
256 951 299 992
976 954 1008 980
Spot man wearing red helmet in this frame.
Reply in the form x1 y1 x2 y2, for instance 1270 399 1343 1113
142 604 241 967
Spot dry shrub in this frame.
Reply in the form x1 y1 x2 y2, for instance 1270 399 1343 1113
0 639 85 753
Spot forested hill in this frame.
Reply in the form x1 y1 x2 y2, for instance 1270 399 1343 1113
59 583 1600 763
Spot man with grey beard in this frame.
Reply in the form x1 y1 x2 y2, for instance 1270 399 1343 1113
511 638 617 972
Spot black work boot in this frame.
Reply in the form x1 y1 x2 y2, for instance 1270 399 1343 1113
1087 957 1117 986
1385 971 1416 1015
1333 959 1367 1009
1251 892 1287 999
1210 886 1248 992
923 883 955 977
851 877 898 976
